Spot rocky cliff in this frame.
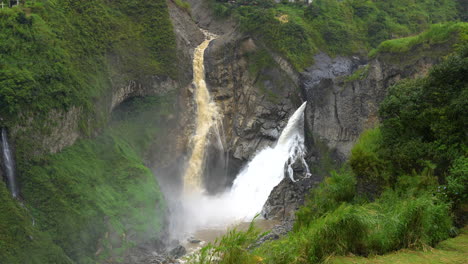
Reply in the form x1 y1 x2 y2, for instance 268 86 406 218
262 41 455 221
203 32 303 190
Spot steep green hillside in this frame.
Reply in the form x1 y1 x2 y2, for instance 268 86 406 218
0 0 177 262
210 0 462 70
0 0 175 119
1 95 173 263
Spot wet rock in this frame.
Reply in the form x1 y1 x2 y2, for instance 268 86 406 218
204 31 299 175
169 245 187 259
251 221 294 248
261 176 318 221
188 237 201 244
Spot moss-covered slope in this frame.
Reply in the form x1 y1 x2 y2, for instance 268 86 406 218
0 0 179 262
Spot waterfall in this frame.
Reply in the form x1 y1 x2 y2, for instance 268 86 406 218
175 30 310 238
227 102 309 219
1 128 19 198
183 31 222 193
180 102 309 230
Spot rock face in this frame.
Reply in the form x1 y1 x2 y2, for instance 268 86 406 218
302 48 448 161
262 176 316 221
262 44 453 221
262 153 320 221
204 32 302 186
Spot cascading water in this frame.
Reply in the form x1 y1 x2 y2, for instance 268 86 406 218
1 128 19 198
180 102 309 231
174 29 310 241
183 30 222 193
227 102 310 219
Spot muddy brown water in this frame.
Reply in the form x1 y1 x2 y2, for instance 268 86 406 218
182 219 280 253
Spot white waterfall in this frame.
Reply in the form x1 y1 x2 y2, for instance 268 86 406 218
2 128 19 198
181 102 309 230
228 102 309 219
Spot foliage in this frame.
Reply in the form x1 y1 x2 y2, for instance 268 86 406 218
349 128 390 189
330 226 468 264
0 0 176 123
295 168 357 229
246 48 276 78
255 193 452 264
444 156 468 205
210 0 461 70
173 0 191 13
344 65 369 82
369 22 468 56
188 220 263 264
378 44 467 178
0 96 173 263
0 183 73 264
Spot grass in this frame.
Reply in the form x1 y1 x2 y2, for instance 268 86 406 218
0 95 174 263
0 182 73 264
369 22 468 57
173 0 191 13
0 0 177 137
329 226 468 264
192 170 453 264
211 0 462 70
344 65 369 83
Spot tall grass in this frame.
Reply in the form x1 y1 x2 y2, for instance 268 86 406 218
256 192 452 264
189 220 264 264
194 169 452 264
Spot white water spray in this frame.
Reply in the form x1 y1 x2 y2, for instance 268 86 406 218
228 101 310 219
180 102 309 232
1 128 19 198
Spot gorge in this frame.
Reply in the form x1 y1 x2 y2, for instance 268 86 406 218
0 0 467 263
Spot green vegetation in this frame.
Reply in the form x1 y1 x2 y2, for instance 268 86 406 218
189 221 264 264
1 95 174 263
0 1 177 261
246 48 276 78
369 22 468 56
330 226 468 264
0 0 176 123
344 65 369 83
0 182 73 263
210 0 462 70
173 0 191 13
192 37 467 264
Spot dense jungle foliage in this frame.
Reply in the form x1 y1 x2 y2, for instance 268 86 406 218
210 0 465 70
0 0 177 263
191 42 467 264
0 0 176 122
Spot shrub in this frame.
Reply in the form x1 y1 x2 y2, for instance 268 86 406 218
295 168 356 229
189 220 263 264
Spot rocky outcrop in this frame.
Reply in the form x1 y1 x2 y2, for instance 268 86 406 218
302 45 451 161
262 44 454 221
204 32 302 184
262 154 320 221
